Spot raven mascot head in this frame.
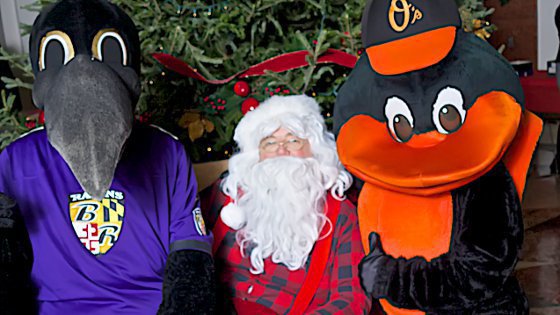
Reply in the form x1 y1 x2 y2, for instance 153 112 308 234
30 0 141 199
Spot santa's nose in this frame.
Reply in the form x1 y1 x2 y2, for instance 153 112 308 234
276 146 290 156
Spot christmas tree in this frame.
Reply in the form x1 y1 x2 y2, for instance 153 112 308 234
456 0 506 41
0 0 508 161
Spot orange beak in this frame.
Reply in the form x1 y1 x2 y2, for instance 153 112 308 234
406 131 447 149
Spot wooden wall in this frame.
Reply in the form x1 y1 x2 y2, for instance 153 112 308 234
487 0 538 67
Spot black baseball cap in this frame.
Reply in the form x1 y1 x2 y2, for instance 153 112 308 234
361 0 461 75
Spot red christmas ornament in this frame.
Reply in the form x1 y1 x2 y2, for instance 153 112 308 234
234 81 251 97
241 97 259 115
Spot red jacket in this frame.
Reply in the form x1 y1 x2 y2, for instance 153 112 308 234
201 180 372 315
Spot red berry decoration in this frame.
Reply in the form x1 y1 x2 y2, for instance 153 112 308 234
25 119 36 129
241 97 259 115
234 81 251 97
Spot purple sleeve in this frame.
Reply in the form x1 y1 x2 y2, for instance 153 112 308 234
0 148 13 197
168 143 213 255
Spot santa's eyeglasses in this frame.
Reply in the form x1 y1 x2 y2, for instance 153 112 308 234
259 136 306 153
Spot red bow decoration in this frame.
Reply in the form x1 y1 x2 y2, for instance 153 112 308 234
151 48 358 85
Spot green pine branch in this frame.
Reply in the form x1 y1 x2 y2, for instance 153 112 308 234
0 0 506 160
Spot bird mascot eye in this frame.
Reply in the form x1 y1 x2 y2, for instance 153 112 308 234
38 31 75 71
92 29 128 66
384 96 415 143
432 87 466 134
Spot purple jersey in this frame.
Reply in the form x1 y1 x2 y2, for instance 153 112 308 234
0 125 212 315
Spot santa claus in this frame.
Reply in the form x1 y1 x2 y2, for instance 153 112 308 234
201 95 373 314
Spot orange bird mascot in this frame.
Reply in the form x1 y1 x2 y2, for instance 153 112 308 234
334 0 543 314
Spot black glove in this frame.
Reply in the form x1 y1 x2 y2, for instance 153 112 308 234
358 232 397 299
0 193 36 315
158 250 216 315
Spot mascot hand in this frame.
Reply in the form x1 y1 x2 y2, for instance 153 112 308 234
359 232 396 299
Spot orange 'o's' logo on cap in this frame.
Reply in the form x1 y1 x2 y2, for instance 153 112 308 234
388 0 423 33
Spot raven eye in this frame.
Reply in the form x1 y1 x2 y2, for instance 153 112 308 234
432 87 466 134
92 29 128 66
385 96 414 143
38 31 75 71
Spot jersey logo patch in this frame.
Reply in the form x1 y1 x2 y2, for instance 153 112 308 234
192 208 207 236
68 190 125 256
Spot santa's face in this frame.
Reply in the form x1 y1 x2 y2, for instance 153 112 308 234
222 117 351 274
258 128 312 161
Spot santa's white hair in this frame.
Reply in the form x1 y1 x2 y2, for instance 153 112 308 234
221 95 352 274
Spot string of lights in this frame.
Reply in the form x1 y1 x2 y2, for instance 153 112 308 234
164 0 230 16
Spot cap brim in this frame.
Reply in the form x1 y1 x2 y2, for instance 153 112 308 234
366 26 457 75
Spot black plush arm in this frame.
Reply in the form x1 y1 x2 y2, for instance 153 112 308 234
158 250 216 315
359 162 524 311
0 193 36 315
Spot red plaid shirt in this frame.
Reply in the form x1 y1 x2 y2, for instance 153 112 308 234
201 180 372 315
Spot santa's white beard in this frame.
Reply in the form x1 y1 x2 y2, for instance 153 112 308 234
235 157 330 274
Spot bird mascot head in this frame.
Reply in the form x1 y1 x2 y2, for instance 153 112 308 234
335 0 539 196
30 0 141 200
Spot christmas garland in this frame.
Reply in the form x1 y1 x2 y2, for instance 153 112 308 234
152 48 358 85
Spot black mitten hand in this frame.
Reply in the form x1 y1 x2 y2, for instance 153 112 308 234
367 231 386 256
158 250 215 315
359 232 396 299
0 193 36 315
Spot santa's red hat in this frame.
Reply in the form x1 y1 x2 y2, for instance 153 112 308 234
222 95 327 229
